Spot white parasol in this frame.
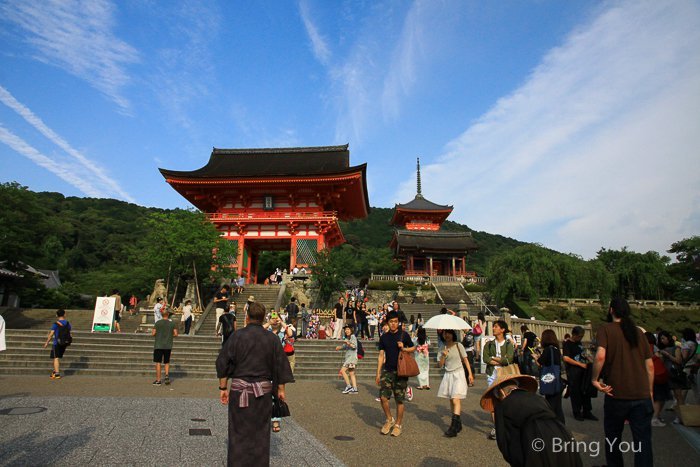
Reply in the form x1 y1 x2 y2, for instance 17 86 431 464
422 314 472 330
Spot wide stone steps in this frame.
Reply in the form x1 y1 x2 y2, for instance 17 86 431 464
0 330 449 381
197 286 280 335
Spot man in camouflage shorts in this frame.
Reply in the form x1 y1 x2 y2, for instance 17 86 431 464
376 311 415 437
380 370 408 401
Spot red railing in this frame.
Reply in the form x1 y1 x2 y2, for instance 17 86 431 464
207 211 338 222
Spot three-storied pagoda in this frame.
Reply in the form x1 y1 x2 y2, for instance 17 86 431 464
389 158 478 277
160 145 369 283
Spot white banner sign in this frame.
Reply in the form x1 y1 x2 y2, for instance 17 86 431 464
92 296 116 332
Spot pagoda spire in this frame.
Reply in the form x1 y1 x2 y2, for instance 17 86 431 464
416 157 423 198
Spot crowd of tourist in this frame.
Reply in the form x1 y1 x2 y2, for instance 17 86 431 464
37 283 700 467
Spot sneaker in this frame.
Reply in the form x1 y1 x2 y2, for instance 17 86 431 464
349 387 358 394
380 417 395 435
164 376 170 385
673 417 681 424
342 386 353 394
391 424 402 437
152 380 162 386
488 428 497 440
406 386 414 401
50 372 61 380
375 397 381 402
651 417 666 427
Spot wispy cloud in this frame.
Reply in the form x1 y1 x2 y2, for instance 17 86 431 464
147 2 220 134
0 85 135 202
381 1 429 121
299 0 331 65
0 125 105 197
399 0 700 258
303 0 460 144
1 0 139 113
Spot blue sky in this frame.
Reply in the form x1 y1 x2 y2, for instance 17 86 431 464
1 0 698 259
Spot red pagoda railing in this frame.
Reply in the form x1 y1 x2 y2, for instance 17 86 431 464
207 211 338 223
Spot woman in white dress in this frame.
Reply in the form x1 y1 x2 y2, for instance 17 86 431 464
438 329 474 438
415 326 431 390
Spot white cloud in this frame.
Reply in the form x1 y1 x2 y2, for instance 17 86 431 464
399 0 700 258
0 124 105 197
1 0 139 113
147 2 220 133
299 0 331 65
0 85 135 202
328 0 461 143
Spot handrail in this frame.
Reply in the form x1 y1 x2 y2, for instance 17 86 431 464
469 292 496 316
370 273 486 284
431 282 445 305
192 299 214 335
274 282 287 311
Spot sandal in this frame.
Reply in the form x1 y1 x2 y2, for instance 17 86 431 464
272 421 281 433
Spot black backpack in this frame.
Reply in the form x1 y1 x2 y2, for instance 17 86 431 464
356 340 365 359
56 322 72 346
286 303 299 317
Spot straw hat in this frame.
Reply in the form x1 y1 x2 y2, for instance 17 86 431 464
480 368 538 413
248 295 255 302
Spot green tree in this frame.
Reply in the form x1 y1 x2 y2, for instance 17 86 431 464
487 244 614 305
134 210 237 295
596 247 674 300
667 236 700 300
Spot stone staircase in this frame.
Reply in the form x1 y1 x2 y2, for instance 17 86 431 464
0 329 446 382
195 284 281 336
0 308 158 334
433 283 471 305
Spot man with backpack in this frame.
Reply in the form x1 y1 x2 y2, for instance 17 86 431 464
217 306 237 347
43 309 72 380
285 297 299 332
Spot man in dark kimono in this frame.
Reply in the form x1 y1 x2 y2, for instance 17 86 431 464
216 302 294 467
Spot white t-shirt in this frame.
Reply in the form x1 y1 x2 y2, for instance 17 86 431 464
182 304 192 321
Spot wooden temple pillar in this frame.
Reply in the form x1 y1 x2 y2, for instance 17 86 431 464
429 256 434 276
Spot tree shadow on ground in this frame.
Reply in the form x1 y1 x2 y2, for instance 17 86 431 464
0 427 94 466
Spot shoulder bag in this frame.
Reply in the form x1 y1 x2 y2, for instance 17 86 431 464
271 336 291 418
539 346 562 395
397 331 420 377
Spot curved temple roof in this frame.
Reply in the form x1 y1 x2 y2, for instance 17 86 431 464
159 145 357 179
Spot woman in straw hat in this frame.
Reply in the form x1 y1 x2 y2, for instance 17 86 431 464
480 370 582 467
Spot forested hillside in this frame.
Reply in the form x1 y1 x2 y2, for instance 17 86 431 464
1 183 697 308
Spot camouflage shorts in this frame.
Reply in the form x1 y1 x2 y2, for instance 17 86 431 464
380 370 409 402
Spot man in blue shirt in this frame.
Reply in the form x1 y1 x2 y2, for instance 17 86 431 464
43 309 72 380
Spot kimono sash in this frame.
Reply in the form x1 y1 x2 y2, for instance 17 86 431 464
230 379 273 408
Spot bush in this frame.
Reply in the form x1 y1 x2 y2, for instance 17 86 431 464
368 280 399 291
464 283 488 293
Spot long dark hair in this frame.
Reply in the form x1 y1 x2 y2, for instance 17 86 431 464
417 326 427 345
657 330 675 350
609 297 638 348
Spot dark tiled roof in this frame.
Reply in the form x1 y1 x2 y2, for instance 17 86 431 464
393 229 478 252
159 145 357 178
395 194 452 211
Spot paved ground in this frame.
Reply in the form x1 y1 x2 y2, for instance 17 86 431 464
0 374 698 466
